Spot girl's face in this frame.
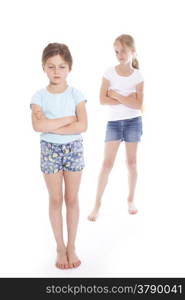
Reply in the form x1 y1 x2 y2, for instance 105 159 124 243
43 54 70 84
114 41 134 66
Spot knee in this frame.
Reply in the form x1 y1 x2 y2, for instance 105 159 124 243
126 158 137 170
65 196 78 208
102 159 114 172
49 196 62 210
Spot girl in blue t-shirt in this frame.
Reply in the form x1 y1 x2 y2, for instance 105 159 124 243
88 34 144 221
30 43 87 269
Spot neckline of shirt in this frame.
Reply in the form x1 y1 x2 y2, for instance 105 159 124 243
45 86 71 95
114 67 137 78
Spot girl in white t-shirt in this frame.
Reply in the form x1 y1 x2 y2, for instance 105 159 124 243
88 34 144 221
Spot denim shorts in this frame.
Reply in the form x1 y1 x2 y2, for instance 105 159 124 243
105 116 143 143
40 139 84 174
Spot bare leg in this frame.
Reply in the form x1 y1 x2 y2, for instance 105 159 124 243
64 171 82 268
125 142 139 214
43 170 68 269
88 141 120 221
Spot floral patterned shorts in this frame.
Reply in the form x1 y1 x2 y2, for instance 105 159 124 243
40 139 84 174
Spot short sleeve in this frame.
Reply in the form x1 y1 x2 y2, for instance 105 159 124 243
30 90 42 110
72 88 87 106
103 67 113 81
135 70 144 85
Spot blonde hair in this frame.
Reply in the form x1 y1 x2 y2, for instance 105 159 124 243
114 34 139 69
114 34 144 113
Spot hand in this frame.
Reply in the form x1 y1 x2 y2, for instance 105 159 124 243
51 116 77 134
67 115 77 123
108 89 120 100
35 110 47 120
62 115 77 126
128 92 137 99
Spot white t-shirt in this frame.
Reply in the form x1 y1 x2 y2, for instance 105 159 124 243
103 66 144 121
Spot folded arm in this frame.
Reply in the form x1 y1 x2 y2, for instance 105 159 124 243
50 101 88 135
31 104 77 132
108 81 144 109
99 78 120 105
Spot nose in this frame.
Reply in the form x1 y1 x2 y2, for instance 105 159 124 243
53 67 60 74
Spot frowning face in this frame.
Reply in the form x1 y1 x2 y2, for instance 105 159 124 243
43 54 70 85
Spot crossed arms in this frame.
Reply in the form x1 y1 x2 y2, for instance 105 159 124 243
31 101 87 134
100 78 144 109
31 78 143 134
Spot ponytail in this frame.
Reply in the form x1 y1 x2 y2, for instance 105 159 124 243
114 34 139 69
132 58 139 69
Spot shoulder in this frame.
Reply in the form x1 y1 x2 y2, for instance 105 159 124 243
70 87 87 104
70 87 83 95
30 88 46 110
31 88 46 99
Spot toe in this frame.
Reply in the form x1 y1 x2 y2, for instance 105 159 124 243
77 261 81 267
56 262 59 269
129 209 138 214
88 216 96 221
75 261 81 268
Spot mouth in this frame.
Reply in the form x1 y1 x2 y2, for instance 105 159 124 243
54 76 61 79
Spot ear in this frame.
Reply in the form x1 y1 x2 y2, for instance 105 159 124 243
42 64 45 72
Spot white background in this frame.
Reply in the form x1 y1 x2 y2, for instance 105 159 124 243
0 0 185 277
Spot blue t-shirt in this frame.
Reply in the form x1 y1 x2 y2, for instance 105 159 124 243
30 86 87 144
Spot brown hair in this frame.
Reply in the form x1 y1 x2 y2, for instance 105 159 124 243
114 34 139 69
42 43 73 70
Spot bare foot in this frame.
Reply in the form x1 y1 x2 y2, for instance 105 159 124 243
67 248 81 268
56 248 69 269
128 201 138 215
88 205 100 221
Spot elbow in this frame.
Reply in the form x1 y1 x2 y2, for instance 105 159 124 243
136 96 144 109
33 125 45 132
83 124 88 132
34 122 47 133
32 119 42 132
81 123 88 133
34 128 41 133
134 99 143 110
33 124 41 132
100 96 106 105
32 117 48 133
79 121 88 133
135 104 142 109
32 123 39 132
138 102 143 110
